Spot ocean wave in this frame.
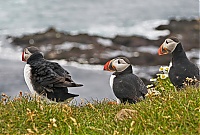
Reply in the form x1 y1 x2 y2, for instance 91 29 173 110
85 19 170 40
136 46 159 55
1 19 170 40
0 27 46 37
0 36 22 61
97 38 112 47
40 42 94 54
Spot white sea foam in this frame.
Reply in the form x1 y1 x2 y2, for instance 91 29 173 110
0 28 46 37
100 50 135 59
51 60 104 71
97 38 112 46
57 42 94 50
131 20 170 40
40 42 94 54
0 37 22 61
1 19 169 40
87 20 170 40
136 45 159 54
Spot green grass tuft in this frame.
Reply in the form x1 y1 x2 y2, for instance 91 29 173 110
0 86 199 134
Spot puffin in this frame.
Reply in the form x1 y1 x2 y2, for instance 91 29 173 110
22 46 83 102
103 57 148 104
158 37 199 88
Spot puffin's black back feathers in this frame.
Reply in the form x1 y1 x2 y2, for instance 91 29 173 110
113 65 148 104
25 49 83 102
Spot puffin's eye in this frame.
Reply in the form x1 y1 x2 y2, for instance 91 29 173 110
25 51 28 54
166 40 169 44
118 60 121 64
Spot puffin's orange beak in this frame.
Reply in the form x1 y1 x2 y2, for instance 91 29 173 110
158 44 169 55
103 60 116 71
104 60 111 71
22 52 26 62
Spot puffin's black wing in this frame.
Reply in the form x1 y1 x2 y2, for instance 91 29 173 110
187 62 199 79
169 60 199 88
47 62 77 84
32 60 83 88
113 74 147 103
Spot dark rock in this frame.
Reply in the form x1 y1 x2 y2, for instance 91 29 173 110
112 35 153 47
8 19 199 66
155 19 199 50
10 27 104 47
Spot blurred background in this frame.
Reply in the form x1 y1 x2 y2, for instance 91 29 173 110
0 0 199 103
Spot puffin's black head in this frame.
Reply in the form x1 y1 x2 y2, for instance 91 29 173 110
22 46 42 62
158 37 180 55
103 57 131 72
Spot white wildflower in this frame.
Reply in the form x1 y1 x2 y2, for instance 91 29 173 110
150 78 157 82
160 74 168 79
159 66 170 73
147 84 154 88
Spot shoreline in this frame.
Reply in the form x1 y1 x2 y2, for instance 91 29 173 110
6 18 200 66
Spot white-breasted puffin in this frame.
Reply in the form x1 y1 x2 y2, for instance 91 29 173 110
22 46 83 102
158 37 199 88
103 57 148 104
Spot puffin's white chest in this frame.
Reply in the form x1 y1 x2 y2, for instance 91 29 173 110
109 75 121 104
24 64 36 94
109 75 116 90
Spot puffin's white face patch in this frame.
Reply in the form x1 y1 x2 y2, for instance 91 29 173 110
24 64 36 94
163 38 178 53
112 58 130 72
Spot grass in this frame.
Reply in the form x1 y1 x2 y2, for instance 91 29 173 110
0 86 199 135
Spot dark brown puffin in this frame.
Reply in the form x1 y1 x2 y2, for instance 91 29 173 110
22 46 83 103
158 37 199 88
104 57 148 104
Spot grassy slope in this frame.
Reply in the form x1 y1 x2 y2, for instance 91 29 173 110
0 87 199 135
